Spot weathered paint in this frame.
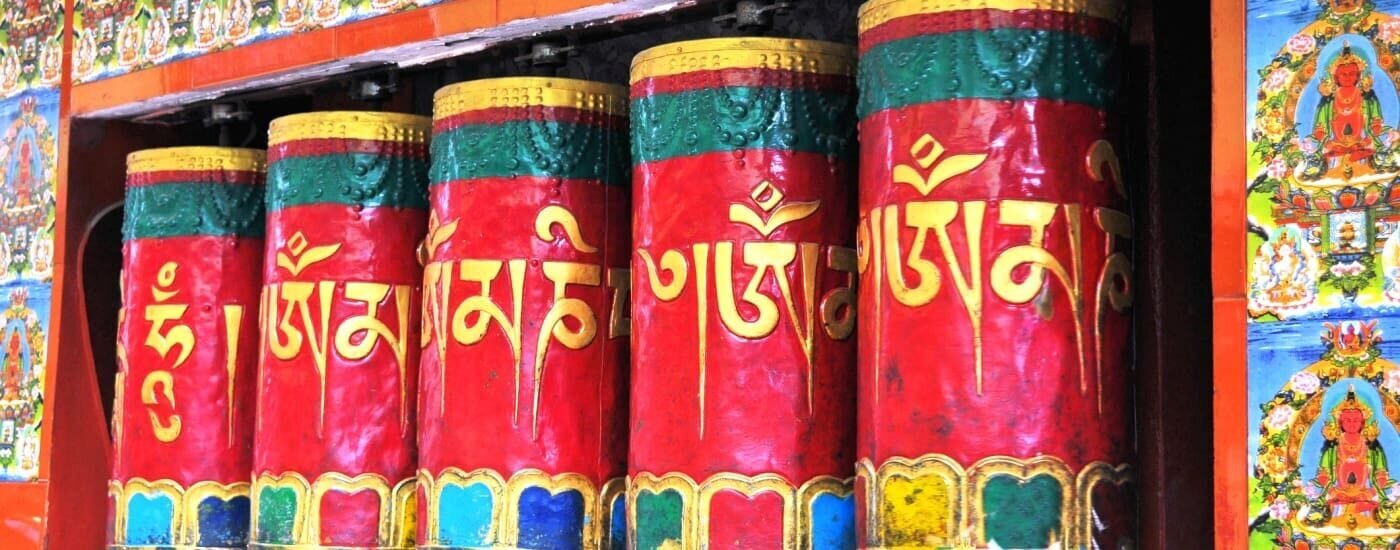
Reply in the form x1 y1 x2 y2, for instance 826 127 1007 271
628 37 859 550
855 0 1133 547
417 77 630 550
111 146 265 548
253 112 428 549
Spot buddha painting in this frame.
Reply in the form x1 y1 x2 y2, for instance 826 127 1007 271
18 0 43 21
1311 386 1397 530
194 0 220 49
10 139 38 211
145 8 170 60
1 331 21 402
116 16 139 67
73 29 95 78
281 0 306 28
226 0 252 41
1249 227 1319 316
29 234 51 277
1333 0 1364 13
1 55 18 94
313 0 340 25
1312 42 1386 181
39 42 59 84
1268 230 1310 303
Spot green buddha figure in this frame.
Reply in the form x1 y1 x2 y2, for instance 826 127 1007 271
1314 41 1385 180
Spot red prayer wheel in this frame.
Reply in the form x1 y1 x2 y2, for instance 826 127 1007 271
856 1 1132 547
417 77 631 549
111 147 265 548
253 112 429 549
628 38 859 549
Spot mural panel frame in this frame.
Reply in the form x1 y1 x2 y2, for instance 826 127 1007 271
1222 0 1400 548
0 87 58 483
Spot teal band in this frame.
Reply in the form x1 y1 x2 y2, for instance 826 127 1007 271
431 121 628 186
858 28 1119 118
123 182 265 240
631 87 856 164
267 153 429 212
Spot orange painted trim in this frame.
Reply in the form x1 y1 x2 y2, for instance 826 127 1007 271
189 31 341 89
36 0 116 546
1213 298 1248 549
1211 0 1247 548
1212 9 1247 300
0 481 49 548
432 0 499 36
41 0 77 486
68 0 626 116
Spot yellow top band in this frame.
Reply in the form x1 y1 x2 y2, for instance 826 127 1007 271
630 37 854 84
433 77 628 120
267 111 431 146
127 146 266 174
857 0 1123 33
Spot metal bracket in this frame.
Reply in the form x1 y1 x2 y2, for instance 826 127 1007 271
515 40 578 69
202 102 255 147
348 73 399 103
713 0 793 31
202 102 250 127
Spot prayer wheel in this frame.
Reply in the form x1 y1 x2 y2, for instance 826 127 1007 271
417 77 631 549
629 38 859 549
855 1 1131 548
253 112 429 549
111 147 265 548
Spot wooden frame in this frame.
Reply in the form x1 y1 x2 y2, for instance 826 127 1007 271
1211 0 1248 547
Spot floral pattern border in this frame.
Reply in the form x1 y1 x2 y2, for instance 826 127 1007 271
72 0 443 84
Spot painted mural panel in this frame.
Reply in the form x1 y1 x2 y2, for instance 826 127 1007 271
0 88 56 482
0 0 64 99
1249 0 1400 547
72 0 444 84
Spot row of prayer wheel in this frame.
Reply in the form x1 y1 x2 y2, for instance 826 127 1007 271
107 2 1132 548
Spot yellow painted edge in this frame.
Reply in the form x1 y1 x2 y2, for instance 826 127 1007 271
433 77 628 120
268 111 431 145
126 146 266 174
630 37 855 84
857 0 1124 34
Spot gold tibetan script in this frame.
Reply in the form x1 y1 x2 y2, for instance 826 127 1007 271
137 261 250 444
637 180 857 437
863 133 1133 406
262 232 415 436
420 206 629 441
142 261 190 442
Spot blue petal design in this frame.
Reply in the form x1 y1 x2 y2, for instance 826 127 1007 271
438 482 495 546
125 492 175 545
810 492 856 550
516 486 584 550
609 494 627 549
196 494 250 546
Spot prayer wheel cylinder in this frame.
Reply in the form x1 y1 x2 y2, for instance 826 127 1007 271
417 77 631 549
855 1 1132 548
629 38 859 549
111 147 265 548
253 112 429 549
